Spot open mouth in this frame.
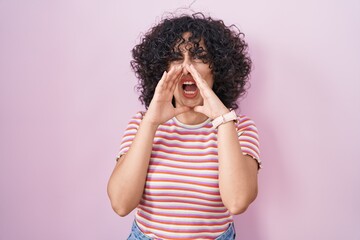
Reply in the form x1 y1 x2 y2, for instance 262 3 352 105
181 79 198 98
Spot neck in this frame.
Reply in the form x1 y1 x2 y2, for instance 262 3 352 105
175 109 209 125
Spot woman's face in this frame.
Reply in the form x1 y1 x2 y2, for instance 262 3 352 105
169 32 214 109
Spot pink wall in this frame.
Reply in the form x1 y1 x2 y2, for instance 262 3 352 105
1 0 359 239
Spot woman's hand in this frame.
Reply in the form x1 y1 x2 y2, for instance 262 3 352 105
143 65 191 126
186 64 230 119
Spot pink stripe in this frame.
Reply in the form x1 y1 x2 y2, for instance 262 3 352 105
154 133 217 142
149 160 218 170
157 128 214 136
146 178 219 188
139 206 229 219
151 153 218 163
147 169 218 179
139 203 226 213
152 147 217 156
241 130 258 138
154 140 217 149
145 185 219 196
240 141 259 154
142 192 222 202
161 122 213 130
141 196 224 207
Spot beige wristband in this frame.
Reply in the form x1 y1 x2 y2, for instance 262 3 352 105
211 110 237 128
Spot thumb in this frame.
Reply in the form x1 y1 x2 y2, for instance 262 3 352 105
193 106 206 115
174 106 191 116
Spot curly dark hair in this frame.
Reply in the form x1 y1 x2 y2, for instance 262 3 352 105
131 12 252 110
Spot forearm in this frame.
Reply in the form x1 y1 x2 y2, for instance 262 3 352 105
217 121 258 215
107 119 158 216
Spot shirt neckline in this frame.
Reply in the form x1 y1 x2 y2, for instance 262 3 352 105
172 116 212 129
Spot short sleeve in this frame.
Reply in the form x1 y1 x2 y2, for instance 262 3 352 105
236 115 262 168
115 111 145 161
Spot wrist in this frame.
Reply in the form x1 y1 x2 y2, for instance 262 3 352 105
141 115 161 129
211 110 237 129
215 108 230 117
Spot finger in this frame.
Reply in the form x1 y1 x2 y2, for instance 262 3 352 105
162 65 181 90
185 64 215 100
185 65 211 99
154 71 168 94
169 72 183 93
193 105 206 115
185 64 208 90
167 65 183 91
162 65 181 91
165 65 182 84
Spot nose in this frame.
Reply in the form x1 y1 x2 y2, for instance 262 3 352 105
181 55 191 75
181 64 190 75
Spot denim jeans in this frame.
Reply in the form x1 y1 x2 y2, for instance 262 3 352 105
127 220 236 240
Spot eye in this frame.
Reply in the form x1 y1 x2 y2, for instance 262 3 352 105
192 49 208 62
169 52 183 62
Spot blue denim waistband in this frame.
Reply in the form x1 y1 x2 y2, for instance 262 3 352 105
127 220 236 240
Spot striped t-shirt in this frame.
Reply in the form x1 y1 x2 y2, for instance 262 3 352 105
117 111 261 239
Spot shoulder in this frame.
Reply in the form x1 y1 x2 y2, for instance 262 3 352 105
236 114 258 130
235 114 260 140
133 111 146 119
123 111 146 129
128 111 146 122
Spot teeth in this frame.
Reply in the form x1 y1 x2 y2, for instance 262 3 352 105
184 90 196 94
183 81 195 85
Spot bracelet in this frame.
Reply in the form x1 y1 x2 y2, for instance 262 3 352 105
211 110 237 128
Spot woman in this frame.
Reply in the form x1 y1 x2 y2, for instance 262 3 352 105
107 12 261 240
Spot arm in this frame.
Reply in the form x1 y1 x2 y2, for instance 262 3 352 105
107 119 158 217
187 64 259 215
107 65 189 217
217 121 259 215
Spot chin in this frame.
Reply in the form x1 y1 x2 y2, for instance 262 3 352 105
174 94 203 109
183 100 202 109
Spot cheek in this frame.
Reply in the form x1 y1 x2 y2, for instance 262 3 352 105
192 62 211 73
167 62 175 71
193 65 213 87
206 79 214 91
173 84 181 98
207 78 214 88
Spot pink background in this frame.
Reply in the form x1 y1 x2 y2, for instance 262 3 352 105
1 0 359 239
